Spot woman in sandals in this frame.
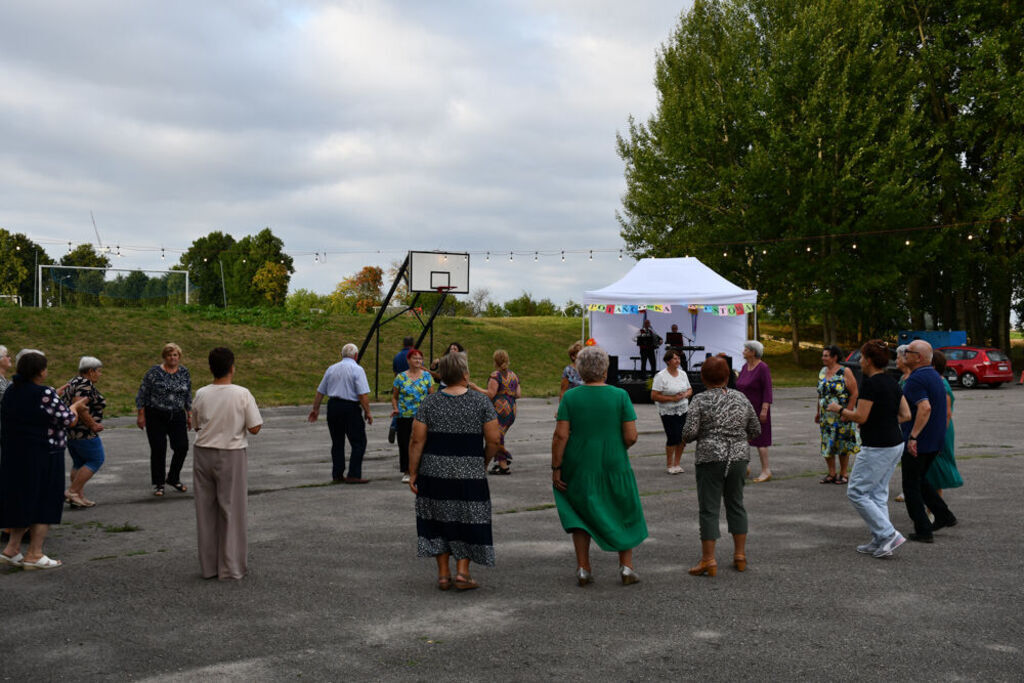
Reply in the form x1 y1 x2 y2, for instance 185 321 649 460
408 352 501 591
63 356 107 508
484 349 520 475
136 343 192 497
1 350 87 570
815 345 860 485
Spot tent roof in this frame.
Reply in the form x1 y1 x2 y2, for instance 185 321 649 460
583 257 757 305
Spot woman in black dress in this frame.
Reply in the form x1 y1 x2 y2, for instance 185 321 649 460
408 352 501 591
1 351 86 569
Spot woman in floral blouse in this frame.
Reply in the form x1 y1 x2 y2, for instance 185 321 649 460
391 348 434 483
63 356 107 508
136 343 192 497
681 356 762 578
1 350 86 569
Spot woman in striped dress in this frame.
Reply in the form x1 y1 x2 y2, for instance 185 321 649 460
408 352 501 591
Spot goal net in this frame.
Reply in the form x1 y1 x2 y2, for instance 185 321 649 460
37 265 190 308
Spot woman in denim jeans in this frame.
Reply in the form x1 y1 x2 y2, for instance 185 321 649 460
827 340 911 558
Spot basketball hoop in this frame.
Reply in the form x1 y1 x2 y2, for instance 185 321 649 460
434 286 456 295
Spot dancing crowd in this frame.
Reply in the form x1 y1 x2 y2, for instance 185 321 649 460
0 333 961 588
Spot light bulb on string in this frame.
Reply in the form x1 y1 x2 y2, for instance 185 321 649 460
588 250 593 261
485 252 490 262
160 248 165 260
852 243 857 250
967 234 974 240
314 252 319 263
534 251 538 262
509 251 513 262
806 246 811 252
618 249 623 261
905 240 911 246
561 251 565 262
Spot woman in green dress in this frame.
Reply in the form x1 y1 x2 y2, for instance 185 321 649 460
926 350 963 494
551 345 647 587
815 345 860 484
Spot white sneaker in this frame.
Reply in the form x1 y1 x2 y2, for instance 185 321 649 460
401 474 411 483
873 531 906 558
672 466 684 474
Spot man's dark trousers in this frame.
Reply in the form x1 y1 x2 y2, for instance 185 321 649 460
901 448 954 536
327 398 366 480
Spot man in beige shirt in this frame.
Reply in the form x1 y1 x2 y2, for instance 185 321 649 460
191 347 262 580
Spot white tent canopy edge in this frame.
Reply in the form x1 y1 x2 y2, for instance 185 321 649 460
582 257 758 373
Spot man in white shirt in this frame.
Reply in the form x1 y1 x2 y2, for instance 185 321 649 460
308 343 374 483
191 347 262 580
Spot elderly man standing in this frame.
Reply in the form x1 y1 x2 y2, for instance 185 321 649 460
901 340 957 542
308 343 373 484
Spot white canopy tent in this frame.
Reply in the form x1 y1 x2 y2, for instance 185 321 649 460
583 258 758 373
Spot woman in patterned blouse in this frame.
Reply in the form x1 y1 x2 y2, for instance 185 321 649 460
63 356 107 508
1 350 86 569
681 356 761 578
391 348 434 483
136 343 192 497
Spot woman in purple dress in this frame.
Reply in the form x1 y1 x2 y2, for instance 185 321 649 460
736 340 773 482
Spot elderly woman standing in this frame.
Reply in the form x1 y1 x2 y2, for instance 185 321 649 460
408 352 501 591
559 341 584 399
681 356 761 576
651 348 693 475
816 346 859 485
827 340 911 557
64 357 107 508
136 343 192 497
925 350 962 497
736 340 773 482
551 346 647 587
391 348 434 483
1 351 86 569
0 345 10 400
486 349 521 475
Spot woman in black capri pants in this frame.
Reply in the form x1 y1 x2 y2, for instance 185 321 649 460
136 343 192 497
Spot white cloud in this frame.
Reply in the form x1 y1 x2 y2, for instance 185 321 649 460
0 0 690 304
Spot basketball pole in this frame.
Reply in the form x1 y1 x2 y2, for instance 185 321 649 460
358 253 410 398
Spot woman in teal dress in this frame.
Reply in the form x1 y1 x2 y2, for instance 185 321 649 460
927 351 963 493
551 345 647 587
815 346 860 484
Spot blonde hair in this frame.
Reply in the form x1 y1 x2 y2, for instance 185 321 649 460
493 349 510 372
567 341 583 361
162 343 183 360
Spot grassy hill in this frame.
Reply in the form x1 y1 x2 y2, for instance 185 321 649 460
0 307 825 416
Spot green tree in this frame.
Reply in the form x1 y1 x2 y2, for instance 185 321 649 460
223 228 295 307
503 292 560 316
176 232 236 306
0 229 54 305
329 266 384 314
57 245 111 306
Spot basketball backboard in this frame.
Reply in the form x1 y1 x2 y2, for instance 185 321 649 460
408 251 470 294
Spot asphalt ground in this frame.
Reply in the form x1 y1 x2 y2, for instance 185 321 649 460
2 385 1023 681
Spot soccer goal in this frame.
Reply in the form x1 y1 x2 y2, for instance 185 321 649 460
37 265 190 308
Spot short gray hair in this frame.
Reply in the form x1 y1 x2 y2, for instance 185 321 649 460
895 344 909 360
743 340 764 358
576 346 609 383
79 356 102 372
0 345 8 359
15 348 44 363
438 351 469 386
341 343 359 359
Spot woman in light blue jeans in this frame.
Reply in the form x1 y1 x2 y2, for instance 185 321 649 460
827 340 910 558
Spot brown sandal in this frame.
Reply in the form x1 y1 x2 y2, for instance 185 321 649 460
454 573 479 591
437 576 452 591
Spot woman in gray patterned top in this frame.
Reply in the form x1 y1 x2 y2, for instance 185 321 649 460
408 352 501 591
136 343 192 497
681 356 761 577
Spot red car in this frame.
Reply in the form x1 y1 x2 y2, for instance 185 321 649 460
938 345 1014 388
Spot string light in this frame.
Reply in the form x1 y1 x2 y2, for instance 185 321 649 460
160 248 165 260
589 250 593 261
485 252 490 262
534 251 538 262
967 234 974 240
905 240 911 246
509 251 513 262
618 249 623 261
314 252 319 263
852 243 857 250
806 246 811 252
561 251 565 262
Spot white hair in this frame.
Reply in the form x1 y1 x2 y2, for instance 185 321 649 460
0 345 7 359
895 344 910 359
78 356 103 372
576 346 610 383
743 340 764 358
341 343 359 359
15 348 44 363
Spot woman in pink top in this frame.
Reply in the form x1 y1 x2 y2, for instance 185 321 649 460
735 340 773 483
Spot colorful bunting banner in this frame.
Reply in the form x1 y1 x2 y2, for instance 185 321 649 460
586 303 754 316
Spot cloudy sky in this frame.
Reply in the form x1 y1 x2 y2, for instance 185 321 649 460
1 1 691 305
